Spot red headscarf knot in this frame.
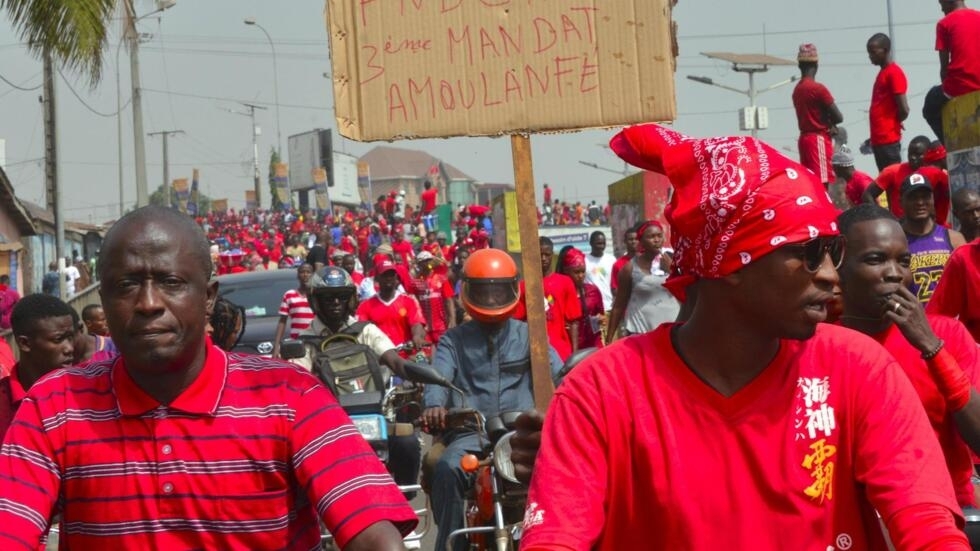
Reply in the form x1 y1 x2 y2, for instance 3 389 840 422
610 124 840 298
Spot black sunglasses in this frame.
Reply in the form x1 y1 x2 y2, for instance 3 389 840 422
799 235 846 273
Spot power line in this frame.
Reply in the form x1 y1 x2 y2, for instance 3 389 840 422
677 19 933 40
142 87 327 111
0 70 42 91
57 68 131 117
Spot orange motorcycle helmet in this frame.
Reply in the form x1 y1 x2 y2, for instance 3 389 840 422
460 248 520 323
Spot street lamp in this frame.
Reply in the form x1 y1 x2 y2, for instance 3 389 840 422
686 52 797 138
244 17 282 156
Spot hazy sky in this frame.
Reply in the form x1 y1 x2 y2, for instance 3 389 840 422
0 0 951 224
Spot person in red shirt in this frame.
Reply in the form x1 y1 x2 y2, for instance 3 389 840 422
862 135 952 224
357 258 427 349
610 225 639 294
929 237 980 342
831 147 876 207
514 237 582 361
866 33 909 171
556 247 604 350
420 180 438 232
390 226 415 266
924 0 980 143
837 204 980 508
408 251 455 346
542 183 552 206
792 43 844 186
517 124 967 551
0 207 416 550
0 294 75 440
951 187 980 243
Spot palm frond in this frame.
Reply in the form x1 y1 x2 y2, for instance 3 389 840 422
1 0 117 86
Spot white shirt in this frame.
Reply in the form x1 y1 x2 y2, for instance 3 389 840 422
292 316 395 376
585 252 616 311
64 265 81 296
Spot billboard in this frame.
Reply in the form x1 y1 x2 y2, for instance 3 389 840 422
330 152 363 207
287 130 326 192
326 0 677 141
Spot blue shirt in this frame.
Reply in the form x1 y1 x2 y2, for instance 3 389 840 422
424 318 563 419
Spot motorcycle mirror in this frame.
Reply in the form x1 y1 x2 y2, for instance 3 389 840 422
279 339 306 360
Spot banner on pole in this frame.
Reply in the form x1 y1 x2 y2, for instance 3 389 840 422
313 167 329 211
274 163 291 208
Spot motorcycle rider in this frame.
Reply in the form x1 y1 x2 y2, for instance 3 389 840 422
421 248 563 551
292 266 423 511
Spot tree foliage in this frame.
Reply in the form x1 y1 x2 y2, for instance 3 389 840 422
1 0 116 85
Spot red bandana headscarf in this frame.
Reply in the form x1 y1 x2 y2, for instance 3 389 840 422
610 124 840 299
562 247 586 270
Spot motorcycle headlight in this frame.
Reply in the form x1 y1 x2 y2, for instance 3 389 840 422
351 415 387 442
493 431 520 484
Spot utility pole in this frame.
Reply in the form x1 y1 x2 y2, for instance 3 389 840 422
123 0 150 207
239 102 267 209
42 49 66 299
148 130 184 207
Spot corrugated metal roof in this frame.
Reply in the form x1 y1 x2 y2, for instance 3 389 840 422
702 52 795 66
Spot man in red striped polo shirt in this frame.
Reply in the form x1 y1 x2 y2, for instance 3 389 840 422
0 206 416 551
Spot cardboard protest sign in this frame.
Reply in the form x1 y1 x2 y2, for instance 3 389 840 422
327 0 676 141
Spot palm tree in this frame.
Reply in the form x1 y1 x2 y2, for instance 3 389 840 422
1 0 116 84
2 0 116 299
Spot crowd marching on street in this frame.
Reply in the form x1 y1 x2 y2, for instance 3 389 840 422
2 1 980 550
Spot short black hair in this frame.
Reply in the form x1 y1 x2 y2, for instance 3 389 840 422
867 33 891 49
837 204 898 237
99 206 212 281
81 303 103 321
539 236 554 248
589 230 605 244
909 135 932 151
11 294 75 337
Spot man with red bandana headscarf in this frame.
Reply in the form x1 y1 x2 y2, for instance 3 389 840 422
519 124 967 551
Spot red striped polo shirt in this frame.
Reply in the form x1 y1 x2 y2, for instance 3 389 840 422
0 343 417 550
278 288 315 338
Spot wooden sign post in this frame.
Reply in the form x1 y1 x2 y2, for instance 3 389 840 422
511 134 554 409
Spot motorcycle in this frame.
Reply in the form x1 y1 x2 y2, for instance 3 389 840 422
280 338 434 550
422 347 599 551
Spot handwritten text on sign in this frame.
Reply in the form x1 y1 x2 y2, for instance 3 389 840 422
329 0 675 140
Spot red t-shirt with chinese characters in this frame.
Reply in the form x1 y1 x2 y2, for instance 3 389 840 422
792 77 835 133
937 8 980 97
521 324 962 551
869 316 980 507
356 293 425 346
869 63 908 145
421 188 437 214
875 164 950 224
928 240 980 342
514 273 583 361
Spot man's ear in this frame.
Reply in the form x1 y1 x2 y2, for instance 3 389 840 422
205 280 219 317
15 333 31 355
